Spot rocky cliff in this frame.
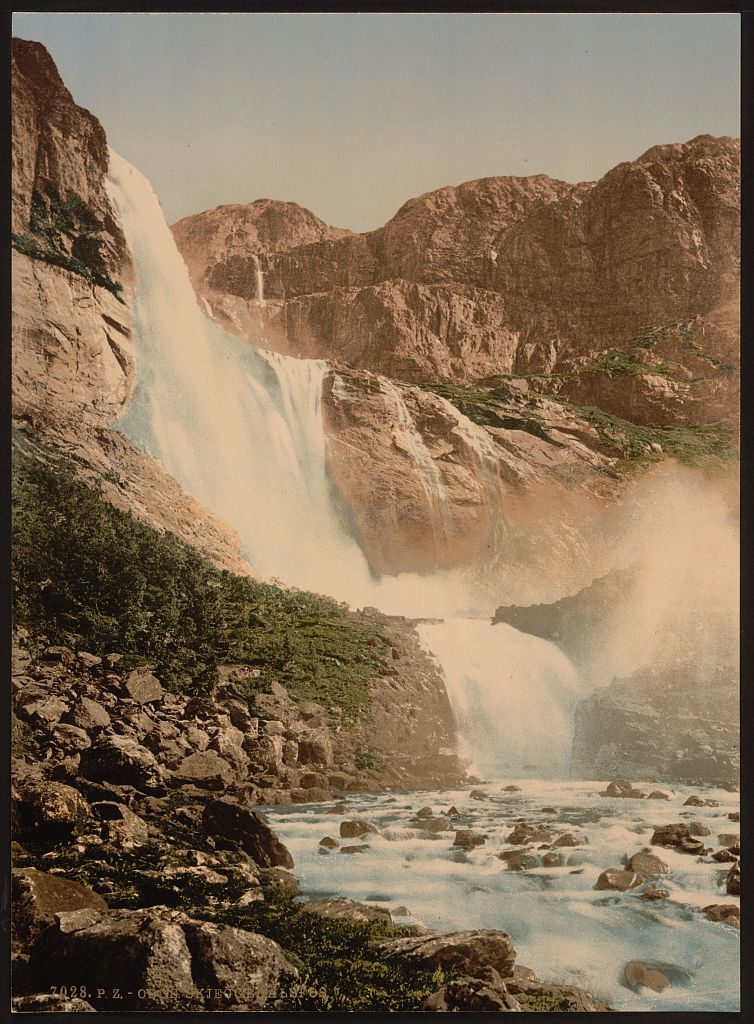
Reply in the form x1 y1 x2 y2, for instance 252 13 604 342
173 136 739 422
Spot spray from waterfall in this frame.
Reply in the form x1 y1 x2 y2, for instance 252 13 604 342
105 148 585 778
252 254 265 304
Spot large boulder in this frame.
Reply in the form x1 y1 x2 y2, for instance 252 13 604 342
79 735 165 793
374 929 517 981
296 730 333 767
506 823 552 845
12 868 107 950
13 776 90 842
625 852 669 876
594 869 645 892
171 751 236 790
726 862 740 896
425 969 523 1011
340 819 377 839
122 668 165 705
201 798 293 869
27 906 297 1010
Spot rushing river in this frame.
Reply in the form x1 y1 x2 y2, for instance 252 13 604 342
266 779 740 1012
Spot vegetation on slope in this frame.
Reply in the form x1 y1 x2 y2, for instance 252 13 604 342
12 186 124 299
12 429 386 721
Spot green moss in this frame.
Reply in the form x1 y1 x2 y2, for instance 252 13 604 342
12 429 387 723
419 382 564 446
550 400 737 474
13 186 124 301
583 349 674 378
517 990 589 1011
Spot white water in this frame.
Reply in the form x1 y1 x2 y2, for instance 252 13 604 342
251 253 264 304
267 780 740 1012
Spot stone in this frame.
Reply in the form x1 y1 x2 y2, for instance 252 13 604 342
469 789 487 800
689 821 712 836
646 791 671 800
393 906 410 917
499 849 540 871
201 798 293 869
624 961 671 993
418 816 450 833
639 886 670 901
172 751 235 790
340 819 377 839
55 907 104 933
702 904 740 925
600 780 645 798
27 906 297 1010
79 735 165 793
453 830 486 848
12 994 96 1012
683 795 707 807
506 979 612 1011
319 836 339 849
717 833 739 848
340 844 370 855
416 805 434 818
540 806 556 813
726 862 740 896
261 719 285 736
506 823 552 845
260 867 299 895
728 811 740 822
123 667 165 704
296 730 333 767
503 785 521 792
541 852 562 867
375 928 516 981
76 652 102 669
651 823 690 847
594 869 645 892
13 777 90 841
290 786 330 803
301 897 392 925
12 868 107 949
300 770 328 789
90 801 149 846
424 971 523 1012
552 832 580 847
625 852 669 876
66 696 111 732
51 723 92 750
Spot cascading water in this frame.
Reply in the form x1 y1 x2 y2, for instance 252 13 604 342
251 254 265 304
105 149 586 777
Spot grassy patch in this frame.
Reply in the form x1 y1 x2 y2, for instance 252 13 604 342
517 990 591 1011
550 400 737 474
197 884 449 1011
420 382 564 445
583 349 674 378
12 186 124 300
12 429 386 722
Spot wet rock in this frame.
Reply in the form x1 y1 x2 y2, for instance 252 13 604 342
13 776 90 842
712 848 738 863
676 837 708 855
503 785 521 792
499 849 540 871
689 821 711 836
172 751 235 790
12 868 107 950
639 885 670 901
646 791 671 800
375 928 516 981
453 829 486 848
340 819 378 839
683 795 719 807
702 904 740 926
301 897 392 925
594 869 645 892
418 816 450 833
290 786 330 803
469 789 487 800
600 780 645 798
651 822 691 848
202 798 293 869
319 836 339 849
540 806 556 813
728 811 740 822
27 906 297 1010
506 823 552 845
625 852 669 876
624 961 672 993
123 667 164 705
541 852 562 867
416 805 434 818
447 805 460 816
717 833 739 848
552 832 580 848
79 735 165 793
340 844 370 854
726 862 740 896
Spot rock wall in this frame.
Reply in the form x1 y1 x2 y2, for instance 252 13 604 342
173 136 739 421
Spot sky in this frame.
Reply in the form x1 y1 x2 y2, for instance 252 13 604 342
13 12 740 232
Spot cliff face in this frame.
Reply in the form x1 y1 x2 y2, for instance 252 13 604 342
12 37 134 428
173 136 739 423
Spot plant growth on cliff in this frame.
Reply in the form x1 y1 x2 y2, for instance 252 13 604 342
12 186 124 299
12 431 386 721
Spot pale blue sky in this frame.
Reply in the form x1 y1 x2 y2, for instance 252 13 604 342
13 12 740 231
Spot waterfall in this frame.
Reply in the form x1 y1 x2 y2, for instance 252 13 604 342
105 149 585 777
417 619 587 777
251 254 264 304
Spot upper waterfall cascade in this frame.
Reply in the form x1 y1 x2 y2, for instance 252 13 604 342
105 149 588 776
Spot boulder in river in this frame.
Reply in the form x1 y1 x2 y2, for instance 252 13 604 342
702 904 739 926
375 928 517 981
453 829 486 848
595 869 645 892
726 862 740 896
201 798 293 868
624 960 671 993
340 819 378 839
625 851 669 876
506 823 552 845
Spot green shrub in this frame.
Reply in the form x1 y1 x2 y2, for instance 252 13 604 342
12 430 386 721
